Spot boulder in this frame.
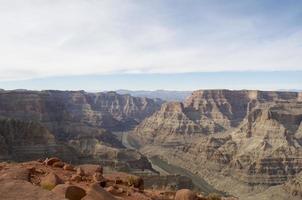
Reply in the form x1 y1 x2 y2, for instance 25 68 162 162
45 157 61 166
52 184 86 200
175 189 196 200
76 167 85 176
106 186 124 195
77 164 103 176
0 167 30 181
63 164 74 171
0 179 65 200
92 172 104 182
53 161 65 168
41 172 63 190
114 177 123 184
82 183 117 200
70 174 82 182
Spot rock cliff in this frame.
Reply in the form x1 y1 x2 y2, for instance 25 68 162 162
134 90 301 144
135 90 302 199
140 101 302 198
0 90 162 134
0 90 161 171
0 118 77 162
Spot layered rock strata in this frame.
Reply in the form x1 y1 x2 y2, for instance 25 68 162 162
134 90 301 144
0 90 161 170
135 90 302 199
0 90 162 134
0 119 77 162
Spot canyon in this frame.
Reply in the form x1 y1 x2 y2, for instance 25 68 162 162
0 90 162 174
1 89 302 199
133 90 302 199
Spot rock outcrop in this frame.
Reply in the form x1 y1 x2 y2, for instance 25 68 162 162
0 90 161 170
140 101 302 199
136 90 302 199
0 90 162 134
0 119 77 162
134 90 301 144
174 189 196 200
0 160 230 200
134 102 204 144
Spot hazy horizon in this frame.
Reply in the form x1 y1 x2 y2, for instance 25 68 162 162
0 71 301 91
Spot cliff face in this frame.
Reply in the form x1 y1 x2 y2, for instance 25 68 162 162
229 102 302 184
0 90 162 135
134 102 204 144
0 119 77 162
140 101 302 197
0 90 161 171
134 90 301 144
135 90 302 198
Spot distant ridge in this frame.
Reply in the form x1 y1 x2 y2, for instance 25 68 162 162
116 90 192 101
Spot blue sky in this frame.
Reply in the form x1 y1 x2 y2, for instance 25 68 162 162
0 0 301 90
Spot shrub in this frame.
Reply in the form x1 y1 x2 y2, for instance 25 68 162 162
127 175 144 191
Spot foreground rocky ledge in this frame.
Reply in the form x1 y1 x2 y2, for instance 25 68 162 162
0 158 237 200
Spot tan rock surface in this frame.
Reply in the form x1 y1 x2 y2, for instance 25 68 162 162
175 189 196 200
137 92 302 200
134 90 301 144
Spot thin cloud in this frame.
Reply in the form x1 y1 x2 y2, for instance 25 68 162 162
0 0 301 80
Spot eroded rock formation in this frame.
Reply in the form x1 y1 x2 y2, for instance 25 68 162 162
134 90 301 144
0 160 233 200
135 90 302 199
0 90 162 171
0 119 77 162
0 90 162 134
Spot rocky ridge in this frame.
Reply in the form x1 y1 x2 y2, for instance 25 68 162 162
0 90 162 133
0 159 236 200
134 90 301 144
134 90 302 199
0 90 162 172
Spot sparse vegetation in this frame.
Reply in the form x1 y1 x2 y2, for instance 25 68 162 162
127 175 144 191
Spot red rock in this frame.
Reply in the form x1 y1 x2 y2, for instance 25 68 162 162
53 161 65 168
106 186 124 195
106 186 117 195
114 177 123 184
63 164 74 171
82 183 117 200
70 174 82 182
40 172 63 190
45 157 61 166
0 179 65 200
0 167 30 181
175 189 196 200
76 167 85 176
52 184 86 200
77 164 103 176
92 172 104 182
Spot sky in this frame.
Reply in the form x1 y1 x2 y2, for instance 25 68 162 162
0 0 301 90
0 72 301 91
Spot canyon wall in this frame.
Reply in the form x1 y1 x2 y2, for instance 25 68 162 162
134 90 301 144
135 90 302 198
0 90 162 171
